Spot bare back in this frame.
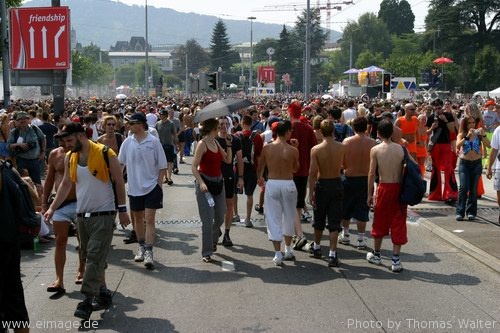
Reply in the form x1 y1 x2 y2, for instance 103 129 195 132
343 134 376 177
183 114 194 128
311 139 345 179
371 141 404 183
263 141 299 180
97 134 120 156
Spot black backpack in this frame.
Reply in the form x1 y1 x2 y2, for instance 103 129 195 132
0 161 41 246
237 131 257 166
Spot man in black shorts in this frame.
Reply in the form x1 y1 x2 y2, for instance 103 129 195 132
308 120 346 267
216 117 244 246
339 117 376 249
156 109 178 185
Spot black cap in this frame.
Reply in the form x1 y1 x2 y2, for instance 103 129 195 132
54 123 85 138
128 112 147 123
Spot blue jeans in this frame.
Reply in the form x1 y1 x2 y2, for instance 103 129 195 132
456 159 482 217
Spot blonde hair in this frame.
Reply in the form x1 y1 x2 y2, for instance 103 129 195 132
357 105 367 117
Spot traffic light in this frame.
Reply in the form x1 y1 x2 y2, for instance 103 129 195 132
382 73 391 93
208 72 218 90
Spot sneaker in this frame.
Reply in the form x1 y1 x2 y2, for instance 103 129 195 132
467 215 476 221
232 215 241 223
311 247 322 259
356 238 367 250
144 250 154 268
173 168 179 175
167 179 174 186
328 256 340 267
293 236 307 251
391 261 403 273
123 230 137 244
273 256 283 266
338 231 350 245
456 215 464 221
74 299 93 320
92 289 112 311
301 211 311 221
254 204 264 214
245 218 253 228
283 252 296 261
134 246 145 262
366 252 382 265
222 234 233 247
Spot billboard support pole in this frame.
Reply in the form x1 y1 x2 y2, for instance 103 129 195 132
52 0 64 115
1 0 11 107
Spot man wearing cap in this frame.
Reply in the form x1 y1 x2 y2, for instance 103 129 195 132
7 111 47 187
156 109 178 185
43 123 130 321
426 99 458 202
118 112 167 269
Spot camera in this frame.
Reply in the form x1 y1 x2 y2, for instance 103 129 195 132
474 129 481 135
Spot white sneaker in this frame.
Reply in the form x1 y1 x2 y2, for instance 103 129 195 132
283 252 296 261
338 231 350 245
134 247 145 262
273 256 283 266
301 211 311 220
366 252 382 265
391 261 403 273
144 250 154 268
356 238 367 249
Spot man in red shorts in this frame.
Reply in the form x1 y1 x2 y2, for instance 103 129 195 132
367 120 407 273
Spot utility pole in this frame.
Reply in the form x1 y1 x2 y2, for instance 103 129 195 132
304 0 311 100
248 16 256 93
144 0 149 96
1 0 11 107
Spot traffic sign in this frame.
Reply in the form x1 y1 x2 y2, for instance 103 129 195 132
10 6 71 70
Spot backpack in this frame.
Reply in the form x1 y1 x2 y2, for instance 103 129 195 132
237 131 257 166
334 124 349 143
400 146 426 206
0 160 41 247
12 125 45 155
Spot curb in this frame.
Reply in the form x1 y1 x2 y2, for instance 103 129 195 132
414 212 500 274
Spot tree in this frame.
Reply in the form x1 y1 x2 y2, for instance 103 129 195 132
81 43 110 64
275 25 297 78
209 19 240 71
0 0 24 58
473 45 500 90
254 38 279 63
378 0 415 35
355 50 385 69
174 39 210 76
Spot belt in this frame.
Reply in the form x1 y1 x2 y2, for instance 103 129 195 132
77 211 116 218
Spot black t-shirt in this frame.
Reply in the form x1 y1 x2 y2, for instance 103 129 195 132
426 112 454 144
216 134 242 178
38 122 58 149
368 113 383 139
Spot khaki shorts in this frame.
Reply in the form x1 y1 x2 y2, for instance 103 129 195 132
494 169 500 191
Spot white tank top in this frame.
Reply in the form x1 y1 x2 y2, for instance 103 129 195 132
76 165 115 213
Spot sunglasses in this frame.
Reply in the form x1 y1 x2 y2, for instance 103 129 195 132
106 123 116 126
128 121 141 125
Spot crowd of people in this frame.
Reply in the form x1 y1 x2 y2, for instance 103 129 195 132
1 93 499 329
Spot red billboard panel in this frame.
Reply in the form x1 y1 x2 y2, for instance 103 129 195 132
10 6 71 70
257 66 275 85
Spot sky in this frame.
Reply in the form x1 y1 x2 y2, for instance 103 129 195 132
117 0 431 32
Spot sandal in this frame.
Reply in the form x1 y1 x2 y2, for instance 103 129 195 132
46 283 65 293
75 275 83 285
202 256 212 263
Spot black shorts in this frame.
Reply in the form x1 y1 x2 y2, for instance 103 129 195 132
293 176 308 209
129 184 163 211
312 178 343 232
162 144 176 162
224 174 235 199
342 176 369 222
178 132 186 143
0 242 29 329
243 164 258 196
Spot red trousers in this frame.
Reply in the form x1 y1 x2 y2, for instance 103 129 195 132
428 143 458 201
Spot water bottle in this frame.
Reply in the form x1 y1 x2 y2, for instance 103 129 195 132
205 192 215 207
33 236 40 253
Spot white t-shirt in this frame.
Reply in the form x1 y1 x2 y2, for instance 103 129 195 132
491 126 500 170
342 108 356 124
146 113 158 128
118 133 167 196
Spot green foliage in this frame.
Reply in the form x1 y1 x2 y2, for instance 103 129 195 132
355 50 385 69
275 25 298 78
473 45 500 90
175 39 210 75
254 38 279 63
209 20 240 71
378 0 415 35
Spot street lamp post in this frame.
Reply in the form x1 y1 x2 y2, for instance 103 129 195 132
304 0 311 100
248 16 256 93
144 0 149 96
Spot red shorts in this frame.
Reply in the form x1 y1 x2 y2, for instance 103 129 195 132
372 183 408 245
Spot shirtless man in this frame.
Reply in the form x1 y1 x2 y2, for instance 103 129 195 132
308 119 345 267
257 120 299 266
367 120 407 273
42 136 85 293
97 115 124 155
394 103 418 160
338 117 376 249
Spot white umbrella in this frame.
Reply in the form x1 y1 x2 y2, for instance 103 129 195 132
321 94 334 100
194 99 253 123
115 93 127 99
